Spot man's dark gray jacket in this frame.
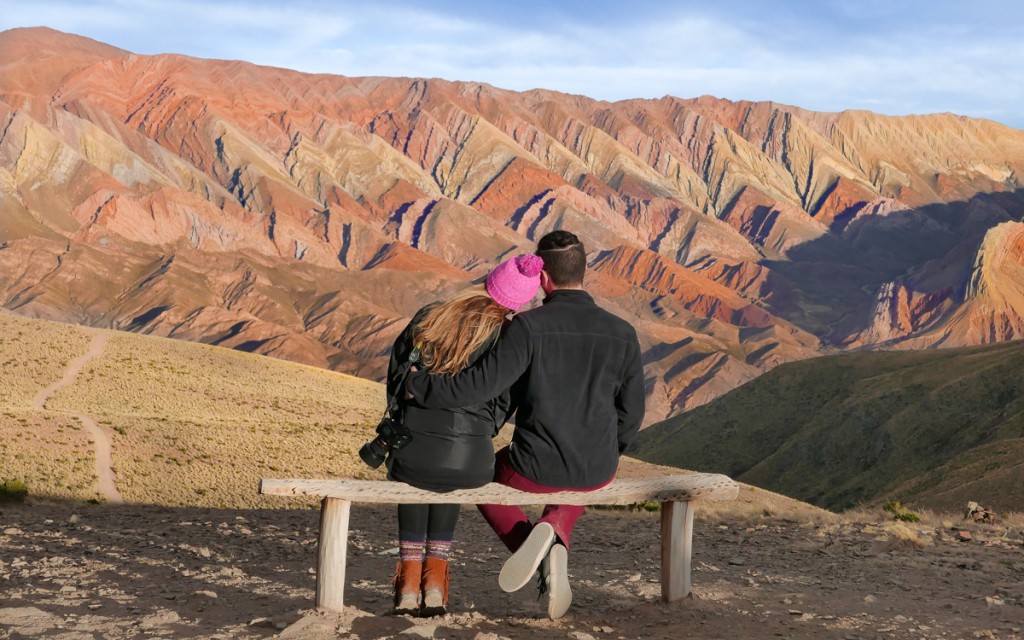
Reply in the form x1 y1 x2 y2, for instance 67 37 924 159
406 289 646 488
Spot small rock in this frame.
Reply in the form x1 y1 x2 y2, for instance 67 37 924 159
198 547 212 558
87 604 102 611
958 531 973 542
194 590 218 599
473 634 500 640
569 633 598 640
381 547 400 556
249 617 274 628
986 596 1005 608
626 573 641 583
3 528 22 535
728 557 745 566
864 595 877 604
140 610 181 630
0 607 61 626
401 624 438 638
68 515 80 525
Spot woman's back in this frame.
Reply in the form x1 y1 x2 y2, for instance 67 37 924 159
385 300 510 491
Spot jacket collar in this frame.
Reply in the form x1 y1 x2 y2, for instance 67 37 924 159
542 288 594 305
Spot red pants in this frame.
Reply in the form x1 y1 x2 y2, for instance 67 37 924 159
478 447 612 551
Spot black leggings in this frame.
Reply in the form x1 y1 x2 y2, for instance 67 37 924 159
397 503 461 539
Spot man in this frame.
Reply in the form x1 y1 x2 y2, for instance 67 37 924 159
405 229 646 619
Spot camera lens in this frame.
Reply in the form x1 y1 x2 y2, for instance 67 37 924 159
358 438 388 468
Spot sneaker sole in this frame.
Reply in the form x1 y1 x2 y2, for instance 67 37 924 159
499 522 556 592
546 544 572 619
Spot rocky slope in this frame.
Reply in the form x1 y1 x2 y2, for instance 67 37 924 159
3 27 1024 421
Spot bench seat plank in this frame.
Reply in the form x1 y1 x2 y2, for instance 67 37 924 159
259 473 738 505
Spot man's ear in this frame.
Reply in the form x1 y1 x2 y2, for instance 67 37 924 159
540 270 555 293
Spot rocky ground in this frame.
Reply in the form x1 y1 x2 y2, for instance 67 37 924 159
1 501 1022 640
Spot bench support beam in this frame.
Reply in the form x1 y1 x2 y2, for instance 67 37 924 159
660 500 693 602
316 497 351 611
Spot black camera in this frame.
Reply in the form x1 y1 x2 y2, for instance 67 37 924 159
358 416 413 468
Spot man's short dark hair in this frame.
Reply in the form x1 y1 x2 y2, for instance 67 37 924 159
536 230 586 287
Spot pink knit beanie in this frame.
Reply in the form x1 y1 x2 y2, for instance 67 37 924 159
486 254 544 311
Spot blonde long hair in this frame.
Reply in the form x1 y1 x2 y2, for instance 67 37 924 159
414 286 509 374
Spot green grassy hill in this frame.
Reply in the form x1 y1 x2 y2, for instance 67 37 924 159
633 340 1024 513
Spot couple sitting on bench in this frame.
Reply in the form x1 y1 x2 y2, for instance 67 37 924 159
378 229 645 619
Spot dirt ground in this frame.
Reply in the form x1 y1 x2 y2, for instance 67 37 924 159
1 500 1022 640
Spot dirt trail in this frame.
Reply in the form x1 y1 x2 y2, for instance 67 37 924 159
32 331 122 504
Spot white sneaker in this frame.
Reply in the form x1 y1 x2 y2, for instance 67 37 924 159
544 543 572 619
498 522 555 592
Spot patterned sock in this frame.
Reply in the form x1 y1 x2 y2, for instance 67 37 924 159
399 533 426 562
425 536 454 561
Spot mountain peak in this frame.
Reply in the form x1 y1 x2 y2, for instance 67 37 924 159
0 27 129 98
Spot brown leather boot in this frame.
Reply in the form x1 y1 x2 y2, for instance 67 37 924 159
392 560 422 615
420 557 450 616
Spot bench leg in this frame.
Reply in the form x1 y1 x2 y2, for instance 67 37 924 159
660 500 693 602
316 497 351 612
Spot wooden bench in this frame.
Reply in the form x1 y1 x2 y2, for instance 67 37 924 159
259 473 739 612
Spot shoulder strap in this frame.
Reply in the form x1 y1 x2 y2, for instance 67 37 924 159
384 343 421 419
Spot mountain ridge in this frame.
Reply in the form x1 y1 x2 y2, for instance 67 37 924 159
3 27 1024 422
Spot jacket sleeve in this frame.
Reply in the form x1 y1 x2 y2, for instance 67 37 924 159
407 315 532 409
490 387 514 437
615 332 646 453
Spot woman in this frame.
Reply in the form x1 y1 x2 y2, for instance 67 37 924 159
384 253 543 616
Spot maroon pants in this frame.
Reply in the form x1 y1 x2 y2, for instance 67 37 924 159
478 447 612 551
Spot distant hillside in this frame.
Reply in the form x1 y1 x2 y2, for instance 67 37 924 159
4 28 1024 425
633 339 1024 513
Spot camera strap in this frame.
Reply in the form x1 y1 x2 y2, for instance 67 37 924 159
383 342 422 420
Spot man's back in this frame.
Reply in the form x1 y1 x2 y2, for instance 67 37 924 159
507 289 644 487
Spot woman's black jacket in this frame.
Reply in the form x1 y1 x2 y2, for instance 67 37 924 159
384 304 511 491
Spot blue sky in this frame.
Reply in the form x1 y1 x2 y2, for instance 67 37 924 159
3 0 1023 128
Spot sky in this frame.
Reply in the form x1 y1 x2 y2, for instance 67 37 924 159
3 0 1023 129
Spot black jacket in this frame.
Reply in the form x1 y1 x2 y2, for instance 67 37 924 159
407 289 645 488
385 305 511 491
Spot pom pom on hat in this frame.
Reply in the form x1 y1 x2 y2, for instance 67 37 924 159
486 254 544 311
516 254 544 278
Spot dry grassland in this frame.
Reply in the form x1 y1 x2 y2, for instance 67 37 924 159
0 410 97 501
0 310 92 406
1 311 390 507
